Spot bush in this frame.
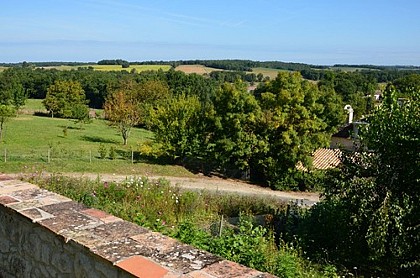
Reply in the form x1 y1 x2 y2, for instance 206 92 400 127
109 146 116 160
98 143 107 159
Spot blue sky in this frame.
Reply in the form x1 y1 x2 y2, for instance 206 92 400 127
1 0 419 65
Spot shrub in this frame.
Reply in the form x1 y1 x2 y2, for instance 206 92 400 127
109 146 116 160
98 143 107 159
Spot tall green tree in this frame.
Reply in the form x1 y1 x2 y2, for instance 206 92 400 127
208 81 264 174
145 94 205 161
252 72 339 187
0 70 27 112
43 80 88 118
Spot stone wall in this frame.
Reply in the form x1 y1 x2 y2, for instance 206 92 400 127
0 176 275 278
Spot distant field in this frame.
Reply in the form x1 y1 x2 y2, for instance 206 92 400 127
38 64 172 72
0 66 8 72
92 64 171 72
329 66 378 72
250 67 286 79
175 64 222 75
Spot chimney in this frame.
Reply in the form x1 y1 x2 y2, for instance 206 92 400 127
344 105 353 124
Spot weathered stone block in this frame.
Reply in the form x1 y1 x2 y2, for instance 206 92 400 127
39 243 52 265
95 259 118 277
22 232 41 259
51 251 73 274
0 238 10 253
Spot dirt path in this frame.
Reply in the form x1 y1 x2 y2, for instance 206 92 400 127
66 173 320 206
4 172 319 206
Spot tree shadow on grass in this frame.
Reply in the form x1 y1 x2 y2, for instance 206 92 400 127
81 135 118 144
58 125 83 130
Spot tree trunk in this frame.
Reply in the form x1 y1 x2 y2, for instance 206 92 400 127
122 127 130 145
0 121 3 142
122 129 128 145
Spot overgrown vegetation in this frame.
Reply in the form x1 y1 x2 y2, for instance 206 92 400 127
289 89 419 277
30 174 334 277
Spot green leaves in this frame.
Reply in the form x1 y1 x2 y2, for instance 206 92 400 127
146 94 205 160
310 88 420 275
43 80 88 119
252 72 336 187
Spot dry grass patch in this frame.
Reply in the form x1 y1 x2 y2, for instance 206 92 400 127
175 65 222 75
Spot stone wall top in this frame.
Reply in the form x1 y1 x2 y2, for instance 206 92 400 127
0 174 275 278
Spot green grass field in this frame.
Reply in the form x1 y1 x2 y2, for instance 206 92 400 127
250 67 288 79
22 99 46 112
0 102 193 176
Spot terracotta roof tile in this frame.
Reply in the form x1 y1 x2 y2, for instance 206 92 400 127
297 148 342 171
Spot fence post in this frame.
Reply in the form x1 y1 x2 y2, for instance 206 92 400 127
131 150 134 164
219 215 224 237
4 149 6 163
90 150 92 163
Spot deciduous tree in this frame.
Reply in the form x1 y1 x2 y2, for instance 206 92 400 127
145 94 205 160
252 72 338 187
208 81 264 174
43 80 88 118
104 90 140 145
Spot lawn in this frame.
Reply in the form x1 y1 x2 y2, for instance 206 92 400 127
0 105 193 176
21 99 47 114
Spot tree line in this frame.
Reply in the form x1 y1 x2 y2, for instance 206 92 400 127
104 72 345 188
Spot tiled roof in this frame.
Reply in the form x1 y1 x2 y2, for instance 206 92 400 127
297 148 342 171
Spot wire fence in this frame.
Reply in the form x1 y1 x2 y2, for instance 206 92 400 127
1 148 136 164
